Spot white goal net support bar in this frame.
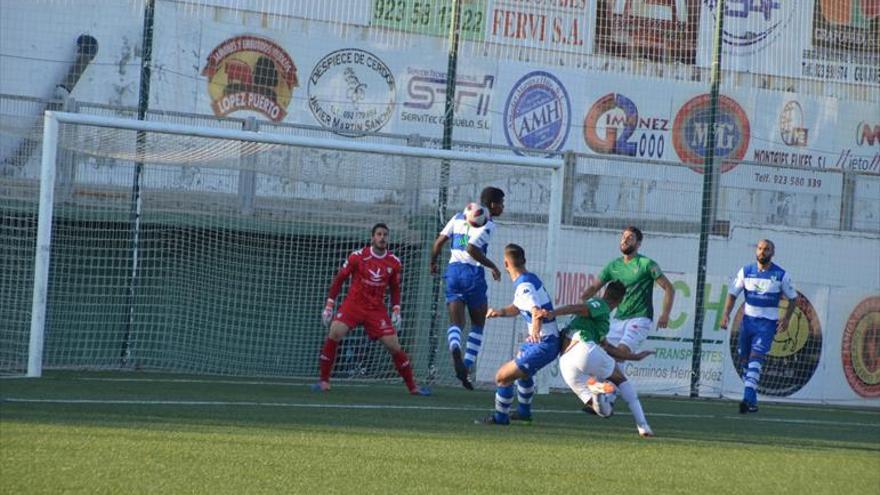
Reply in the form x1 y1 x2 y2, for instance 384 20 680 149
21 111 564 388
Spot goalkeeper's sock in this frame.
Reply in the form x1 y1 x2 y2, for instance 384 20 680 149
515 376 534 418
318 338 339 382
494 384 514 424
463 325 484 369
392 350 417 392
447 326 462 352
618 380 648 427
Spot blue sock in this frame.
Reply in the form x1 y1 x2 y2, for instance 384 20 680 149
516 376 534 418
493 384 514 424
463 325 484 369
743 359 762 405
447 326 462 352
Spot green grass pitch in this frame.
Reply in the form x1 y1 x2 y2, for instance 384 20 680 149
2 372 878 494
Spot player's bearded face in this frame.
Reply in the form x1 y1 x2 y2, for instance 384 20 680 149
620 233 638 255
755 242 773 265
372 229 389 250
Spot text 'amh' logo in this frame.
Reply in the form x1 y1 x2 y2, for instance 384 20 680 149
504 70 571 156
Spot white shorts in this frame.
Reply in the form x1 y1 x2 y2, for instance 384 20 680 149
606 316 652 353
559 337 616 382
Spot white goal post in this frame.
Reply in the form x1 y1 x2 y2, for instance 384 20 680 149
25 111 565 384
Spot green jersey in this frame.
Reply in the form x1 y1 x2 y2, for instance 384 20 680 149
568 297 611 344
599 254 663 320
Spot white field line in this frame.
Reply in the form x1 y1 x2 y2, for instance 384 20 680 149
3 397 878 428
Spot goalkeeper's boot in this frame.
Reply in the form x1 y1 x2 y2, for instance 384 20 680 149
310 381 330 392
475 413 509 426
637 424 654 438
508 410 533 425
451 348 474 390
410 386 432 397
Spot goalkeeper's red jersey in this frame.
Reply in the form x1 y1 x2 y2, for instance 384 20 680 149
327 246 401 311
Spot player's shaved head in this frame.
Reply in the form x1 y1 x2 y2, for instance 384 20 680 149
504 243 526 268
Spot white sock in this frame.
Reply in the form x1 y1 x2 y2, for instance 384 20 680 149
618 380 648 427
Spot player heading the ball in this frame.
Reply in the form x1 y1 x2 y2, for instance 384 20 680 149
430 187 506 390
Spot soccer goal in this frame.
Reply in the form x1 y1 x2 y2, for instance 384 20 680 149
2 111 564 387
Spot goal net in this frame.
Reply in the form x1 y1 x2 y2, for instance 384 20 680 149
1 111 563 388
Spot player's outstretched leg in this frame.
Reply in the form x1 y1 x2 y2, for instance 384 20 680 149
618 380 652 437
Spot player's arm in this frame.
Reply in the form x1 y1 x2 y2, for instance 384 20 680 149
777 273 799 333
600 340 654 361
466 224 501 281
579 275 606 301
527 307 542 343
323 254 356 325
486 304 518 318
535 303 591 320
465 244 501 281
655 274 675 329
720 268 746 329
430 217 456 275
429 234 448 275
390 262 402 326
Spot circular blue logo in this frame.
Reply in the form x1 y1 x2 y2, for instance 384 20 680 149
504 71 571 155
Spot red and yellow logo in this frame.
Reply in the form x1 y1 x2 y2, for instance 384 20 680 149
202 35 298 122
842 296 880 398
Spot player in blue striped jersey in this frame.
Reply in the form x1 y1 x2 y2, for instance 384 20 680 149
720 239 799 414
430 187 505 390
477 243 559 425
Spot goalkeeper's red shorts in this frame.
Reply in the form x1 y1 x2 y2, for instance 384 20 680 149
334 301 396 340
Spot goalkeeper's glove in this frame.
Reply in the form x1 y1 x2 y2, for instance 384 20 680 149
322 299 335 326
391 305 401 327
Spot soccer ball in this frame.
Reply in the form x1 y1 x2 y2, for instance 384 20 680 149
464 202 489 227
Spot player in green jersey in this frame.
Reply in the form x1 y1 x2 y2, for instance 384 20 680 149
536 281 656 437
581 226 675 356
577 226 674 436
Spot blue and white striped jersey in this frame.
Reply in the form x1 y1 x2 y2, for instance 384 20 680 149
729 262 797 320
440 212 496 267
512 272 559 338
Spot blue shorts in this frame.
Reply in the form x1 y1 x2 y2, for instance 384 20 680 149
444 263 488 307
515 335 560 377
738 315 777 359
